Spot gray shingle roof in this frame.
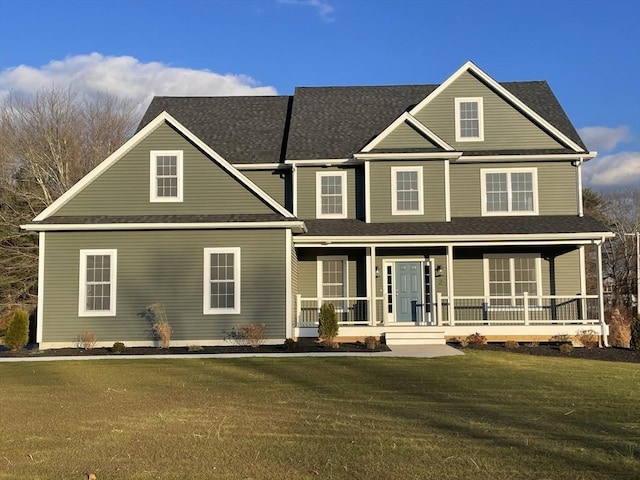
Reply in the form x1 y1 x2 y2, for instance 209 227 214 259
301 216 609 237
35 214 291 225
137 79 587 164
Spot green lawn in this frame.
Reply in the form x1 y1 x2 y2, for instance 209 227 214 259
0 351 638 479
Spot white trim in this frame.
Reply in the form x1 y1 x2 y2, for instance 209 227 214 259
409 61 584 152
480 167 539 216
284 158 355 166
456 152 596 162
364 161 371 223
316 171 348 219
22 221 307 233
361 112 455 153
292 165 298 217
203 247 241 315
78 249 117 317
455 97 484 142
391 166 424 215
576 159 584 217
36 232 45 344
317 255 349 300
354 152 462 160
383 257 426 324
444 159 451 222
33 111 294 221
483 254 542 307
579 246 587 295
234 163 289 170
149 150 183 202
285 230 293 339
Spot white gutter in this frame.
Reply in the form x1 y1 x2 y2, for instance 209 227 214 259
21 221 308 233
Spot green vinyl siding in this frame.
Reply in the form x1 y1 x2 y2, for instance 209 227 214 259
42 229 287 343
296 166 360 220
369 161 446 222
552 249 581 295
414 71 567 151
56 122 275 216
243 169 288 209
296 249 364 298
374 121 442 150
450 161 577 217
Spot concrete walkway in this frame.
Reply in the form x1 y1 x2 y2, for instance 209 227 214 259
0 344 463 362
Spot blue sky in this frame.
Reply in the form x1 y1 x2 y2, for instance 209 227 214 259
0 0 638 190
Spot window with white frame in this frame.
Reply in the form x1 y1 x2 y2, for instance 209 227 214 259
455 97 484 141
150 150 183 202
79 249 117 316
316 171 347 218
318 256 347 299
204 248 240 314
391 166 423 215
484 255 540 307
481 168 538 215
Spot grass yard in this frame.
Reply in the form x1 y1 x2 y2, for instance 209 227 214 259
0 351 638 480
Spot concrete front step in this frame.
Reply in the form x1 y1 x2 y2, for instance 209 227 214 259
384 330 446 346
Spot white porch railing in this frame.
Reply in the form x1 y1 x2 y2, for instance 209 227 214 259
296 293 600 328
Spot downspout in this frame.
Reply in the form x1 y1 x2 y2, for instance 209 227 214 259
596 237 609 346
574 157 584 217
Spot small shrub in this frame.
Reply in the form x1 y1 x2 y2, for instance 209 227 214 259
505 340 519 349
608 308 632 348
145 303 172 348
4 309 29 351
575 329 598 349
631 313 640 352
525 341 539 348
466 332 487 346
318 303 339 348
550 334 570 344
111 342 126 354
238 323 267 348
559 343 574 354
364 336 379 350
283 338 297 351
76 331 97 350
188 345 204 352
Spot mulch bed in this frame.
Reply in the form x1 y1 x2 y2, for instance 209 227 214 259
452 343 640 363
0 341 390 358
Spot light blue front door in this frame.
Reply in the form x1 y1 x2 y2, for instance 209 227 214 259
395 262 422 322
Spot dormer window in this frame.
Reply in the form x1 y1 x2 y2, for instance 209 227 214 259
455 97 484 142
150 150 183 202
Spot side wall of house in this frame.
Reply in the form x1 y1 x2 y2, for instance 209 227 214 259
42 229 287 345
296 166 363 220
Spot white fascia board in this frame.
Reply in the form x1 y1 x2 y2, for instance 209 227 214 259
22 221 308 233
293 232 616 245
409 61 585 153
234 163 290 170
354 152 462 160
456 152 597 162
284 158 358 166
34 112 172 221
360 112 455 153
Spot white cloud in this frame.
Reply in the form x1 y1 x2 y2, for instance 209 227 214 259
583 151 640 189
0 53 277 116
278 0 335 21
578 126 632 152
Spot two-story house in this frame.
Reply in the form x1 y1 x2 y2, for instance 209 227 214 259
23 62 614 348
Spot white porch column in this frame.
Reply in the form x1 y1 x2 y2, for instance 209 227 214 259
447 244 455 326
366 246 377 326
596 239 609 346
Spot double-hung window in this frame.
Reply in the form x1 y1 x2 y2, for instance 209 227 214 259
150 150 183 202
455 97 484 141
484 255 541 307
318 256 348 311
481 168 538 215
79 249 117 316
391 166 423 215
204 248 240 314
316 172 347 218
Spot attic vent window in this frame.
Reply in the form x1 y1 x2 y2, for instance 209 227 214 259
150 150 183 202
455 97 484 142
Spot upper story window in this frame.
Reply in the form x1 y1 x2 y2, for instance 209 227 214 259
204 248 241 314
481 168 538 216
150 150 183 202
316 171 347 219
79 249 117 316
391 166 423 215
455 97 484 142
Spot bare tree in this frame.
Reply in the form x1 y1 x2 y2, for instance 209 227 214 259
0 86 137 312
